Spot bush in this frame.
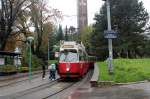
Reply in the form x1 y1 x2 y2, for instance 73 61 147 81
22 51 44 71
19 67 29 73
0 65 17 73
32 55 44 70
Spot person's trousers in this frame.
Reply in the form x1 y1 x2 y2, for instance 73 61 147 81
49 70 56 79
42 70 45 78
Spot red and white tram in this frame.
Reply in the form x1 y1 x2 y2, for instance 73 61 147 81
58 41 90 78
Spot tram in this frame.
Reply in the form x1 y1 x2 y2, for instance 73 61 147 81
88 56 97 69
58 41 95 78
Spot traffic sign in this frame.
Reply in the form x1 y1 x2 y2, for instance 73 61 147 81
104 30 117 39
55 52 59 58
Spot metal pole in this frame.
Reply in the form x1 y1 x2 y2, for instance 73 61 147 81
106 0 111 30
29 41 32 80
48 35 50 65
17 55 19 72
106 0 113 74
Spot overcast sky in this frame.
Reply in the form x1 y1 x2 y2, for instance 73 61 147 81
48 0 150 28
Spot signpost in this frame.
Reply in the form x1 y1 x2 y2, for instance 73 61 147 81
55 52 59 58
104 30 117 39
103 0 117 74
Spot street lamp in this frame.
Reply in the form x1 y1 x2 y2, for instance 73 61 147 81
27 36 34 80
102 0 116 74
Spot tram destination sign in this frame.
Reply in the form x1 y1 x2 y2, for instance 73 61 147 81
104 30 117 39
63 45 74 48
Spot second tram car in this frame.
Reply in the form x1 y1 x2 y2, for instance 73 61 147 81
88 56 97 69
58 41 90 78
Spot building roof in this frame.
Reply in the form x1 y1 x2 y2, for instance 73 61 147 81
0 51 21 56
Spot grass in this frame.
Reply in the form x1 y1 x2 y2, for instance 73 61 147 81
97 58 150 83
48 60 57 65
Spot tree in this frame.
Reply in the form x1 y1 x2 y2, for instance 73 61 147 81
69 26 77 41
27 0 61 57
80 25 93 54
29 0 48 54
56 25 64 41
0 0 28 50
39 22 53 59
65 26 68 41
91 0 149 59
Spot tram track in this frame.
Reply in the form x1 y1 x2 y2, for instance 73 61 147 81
3 70 93 99
43 70 93 99
42 81 75 99
0 73 43 88
7 79 61 99
10 79 75 99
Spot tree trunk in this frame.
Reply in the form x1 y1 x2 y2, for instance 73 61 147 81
126 49 129 58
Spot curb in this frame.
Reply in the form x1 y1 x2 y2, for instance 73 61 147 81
97 81 115 87
90 63 99 87
90 63 150 87
115 80 149 85
92 80 150 88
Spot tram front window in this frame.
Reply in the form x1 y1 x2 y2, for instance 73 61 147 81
59 52 79 62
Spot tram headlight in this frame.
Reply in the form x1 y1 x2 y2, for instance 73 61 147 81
66 63 70 71
66 68 70 71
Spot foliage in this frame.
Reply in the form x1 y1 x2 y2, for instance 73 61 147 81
91 0 150 60
0 0 62 61
38 22 53 59
48 26 60 59
18 67 29 73
28 0 53 56
144 40 150 57
48 60 57 65
80 25 93 54
0 65 17 73
0 0 29 50
56 25 64 41
22 50 44 71
65 26 69 41
98 58 150 83
32 55 44 70
68 26 77 41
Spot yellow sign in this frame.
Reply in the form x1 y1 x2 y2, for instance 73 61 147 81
62 45 74 48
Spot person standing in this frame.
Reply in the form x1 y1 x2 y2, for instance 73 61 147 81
42 65 46 79
52 63 56 80
48 63 56 80
48 64 52 80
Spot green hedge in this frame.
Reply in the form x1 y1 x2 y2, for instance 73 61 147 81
18 67 29 73
22 51 44 71
0 65 17 73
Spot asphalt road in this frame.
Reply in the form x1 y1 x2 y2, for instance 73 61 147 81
64 82 150 99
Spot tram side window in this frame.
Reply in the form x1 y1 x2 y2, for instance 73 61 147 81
80 54 87 61
80 55 84 61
